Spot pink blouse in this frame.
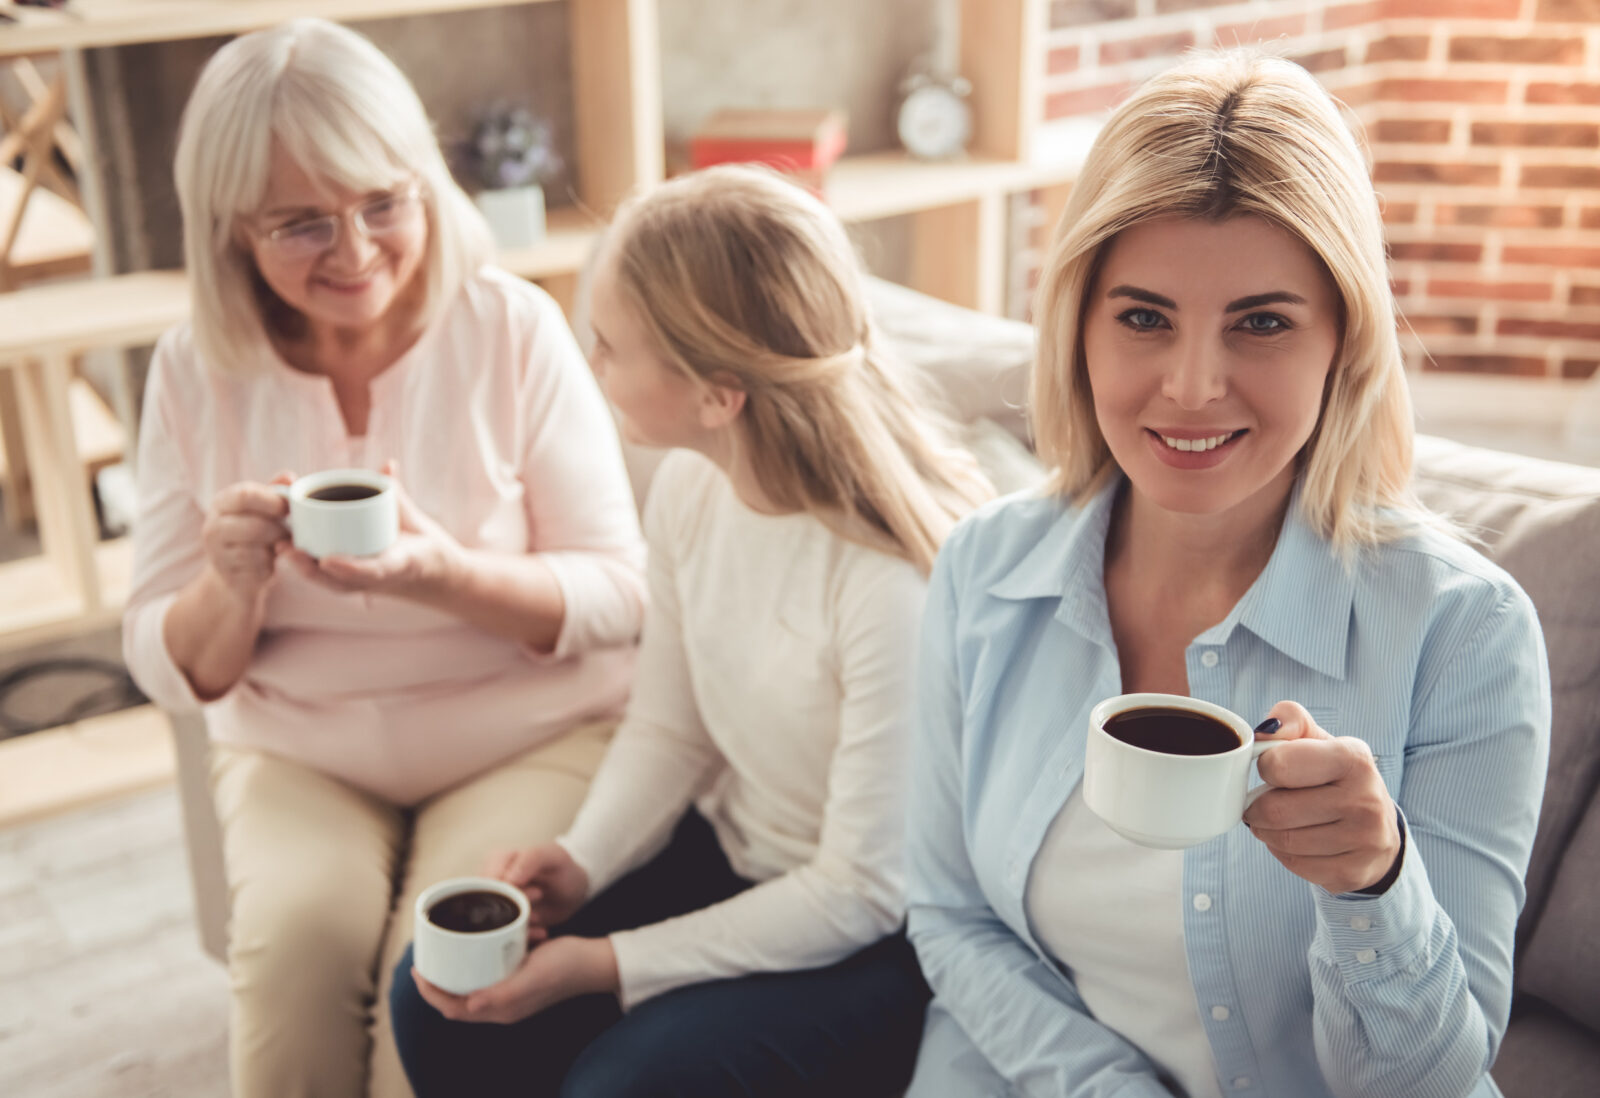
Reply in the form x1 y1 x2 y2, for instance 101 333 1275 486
123 268 646 805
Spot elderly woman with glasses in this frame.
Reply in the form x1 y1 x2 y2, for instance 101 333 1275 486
122 20 646 1098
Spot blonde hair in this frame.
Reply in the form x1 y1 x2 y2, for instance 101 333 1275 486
607 166 992 575
1034 49 1420 547
174 18 492 373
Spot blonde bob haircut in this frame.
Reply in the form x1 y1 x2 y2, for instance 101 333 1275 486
1034 49 1422 548
605 165 992 576
175 18 492 373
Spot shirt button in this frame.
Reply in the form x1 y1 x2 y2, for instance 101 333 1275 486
1200 650 1220 668
1211 1005 1231 1021
1355 948 1377 964
1192 893 1213 912
1350 915 1372 931
1232 1077 1252 1090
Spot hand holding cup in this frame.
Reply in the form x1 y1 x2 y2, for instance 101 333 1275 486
484 841 590 930
280 460 462 599
1241 701 1402 894
201 472 295 603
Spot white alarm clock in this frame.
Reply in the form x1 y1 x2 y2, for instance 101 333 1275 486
897 72 973 160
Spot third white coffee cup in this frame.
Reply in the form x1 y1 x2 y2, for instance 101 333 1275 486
1083 692 1282 849
413 876 530 996
274 468 398 559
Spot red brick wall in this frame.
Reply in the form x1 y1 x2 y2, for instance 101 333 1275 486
1039 0 1600 380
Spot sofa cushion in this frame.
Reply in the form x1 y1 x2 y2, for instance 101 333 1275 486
1514 790 1600 1033
865 278 1034 446
1492 996 1600 1098
1411 436 1600 951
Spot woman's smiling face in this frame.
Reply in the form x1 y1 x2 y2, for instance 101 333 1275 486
247 150 428 337
1081 215 1342 522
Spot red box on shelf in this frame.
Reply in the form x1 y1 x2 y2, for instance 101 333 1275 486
689 108 849 191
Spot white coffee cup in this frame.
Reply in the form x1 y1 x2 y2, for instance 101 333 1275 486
1083 692 1282 849
413 877 530 995
273 468 398 559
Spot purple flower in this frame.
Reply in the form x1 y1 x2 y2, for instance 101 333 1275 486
471 104 564 191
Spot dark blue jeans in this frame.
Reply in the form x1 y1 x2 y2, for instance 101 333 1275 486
389 811 930 1098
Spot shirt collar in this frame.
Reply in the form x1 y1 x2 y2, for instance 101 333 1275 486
1201 481 1355 681
988 476 1119 631
988 476 1355 681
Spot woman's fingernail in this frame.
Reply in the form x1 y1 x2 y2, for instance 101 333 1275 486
1254 718 1282 736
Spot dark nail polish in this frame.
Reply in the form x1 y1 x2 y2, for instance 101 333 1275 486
1254 718 1281 736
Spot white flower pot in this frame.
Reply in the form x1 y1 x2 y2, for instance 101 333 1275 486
475 184 546 249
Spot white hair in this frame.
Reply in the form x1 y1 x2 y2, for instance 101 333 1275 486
174 18 492 372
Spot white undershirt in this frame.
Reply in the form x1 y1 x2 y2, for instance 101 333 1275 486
1025 788 1224 1098
559 450 925 1008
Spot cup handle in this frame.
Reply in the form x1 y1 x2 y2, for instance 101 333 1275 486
269 484 292 529
1243 739 1282 811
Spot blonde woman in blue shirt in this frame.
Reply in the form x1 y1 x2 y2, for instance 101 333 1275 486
905 50 1550 1098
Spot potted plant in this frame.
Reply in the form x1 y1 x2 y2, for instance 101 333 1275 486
467 104 563 249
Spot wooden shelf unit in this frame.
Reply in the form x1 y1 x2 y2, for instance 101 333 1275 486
828 151 1073 316
0 537 131 653
0 0 1069 646
0 0 558 57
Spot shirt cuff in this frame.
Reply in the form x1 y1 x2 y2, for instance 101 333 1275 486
1311 809 1434 984
607 925 669 1011
124 594 206 712
554 828 633 905
538 551 639 661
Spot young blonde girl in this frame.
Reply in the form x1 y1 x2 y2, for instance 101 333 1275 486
389 165 991 1097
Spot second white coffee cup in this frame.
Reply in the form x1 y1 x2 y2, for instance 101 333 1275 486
274 468 398 559
1083 692 1281 849
413 876 530 996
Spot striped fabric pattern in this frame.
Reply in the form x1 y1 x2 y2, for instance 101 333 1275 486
904 476 1551 1098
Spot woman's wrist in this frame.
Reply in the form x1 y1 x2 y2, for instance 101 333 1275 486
199 562 271 616
585 936 621 997
418 538 472 602
1355 805 1406 896
166 567 270 701
414 545 565 650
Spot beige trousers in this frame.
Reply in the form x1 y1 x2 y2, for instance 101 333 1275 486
209 719 614 1098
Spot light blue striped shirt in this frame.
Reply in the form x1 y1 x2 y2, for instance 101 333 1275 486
905 476 1551 1098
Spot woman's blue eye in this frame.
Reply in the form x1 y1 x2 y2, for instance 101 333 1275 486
1239 312 1291 333
1117 308 1166 331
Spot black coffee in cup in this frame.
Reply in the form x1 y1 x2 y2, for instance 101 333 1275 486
426 890 520 933
307 483 382 502
1104 707 1240 756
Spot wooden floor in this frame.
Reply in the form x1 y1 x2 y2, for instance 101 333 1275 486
0 783 230 1098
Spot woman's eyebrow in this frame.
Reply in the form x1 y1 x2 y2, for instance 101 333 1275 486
260 204 323 219
1225 291 1307 312
1106 285 1177 309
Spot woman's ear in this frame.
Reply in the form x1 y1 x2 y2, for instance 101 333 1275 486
697 374 747 430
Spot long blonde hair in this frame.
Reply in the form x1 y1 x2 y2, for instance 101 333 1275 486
174 19 492 373
1034 49 1420 547
607 166 992 575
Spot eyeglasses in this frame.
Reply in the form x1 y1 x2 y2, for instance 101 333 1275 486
257 185 424 260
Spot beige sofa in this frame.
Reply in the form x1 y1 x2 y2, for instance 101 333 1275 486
166 281 1600 1096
